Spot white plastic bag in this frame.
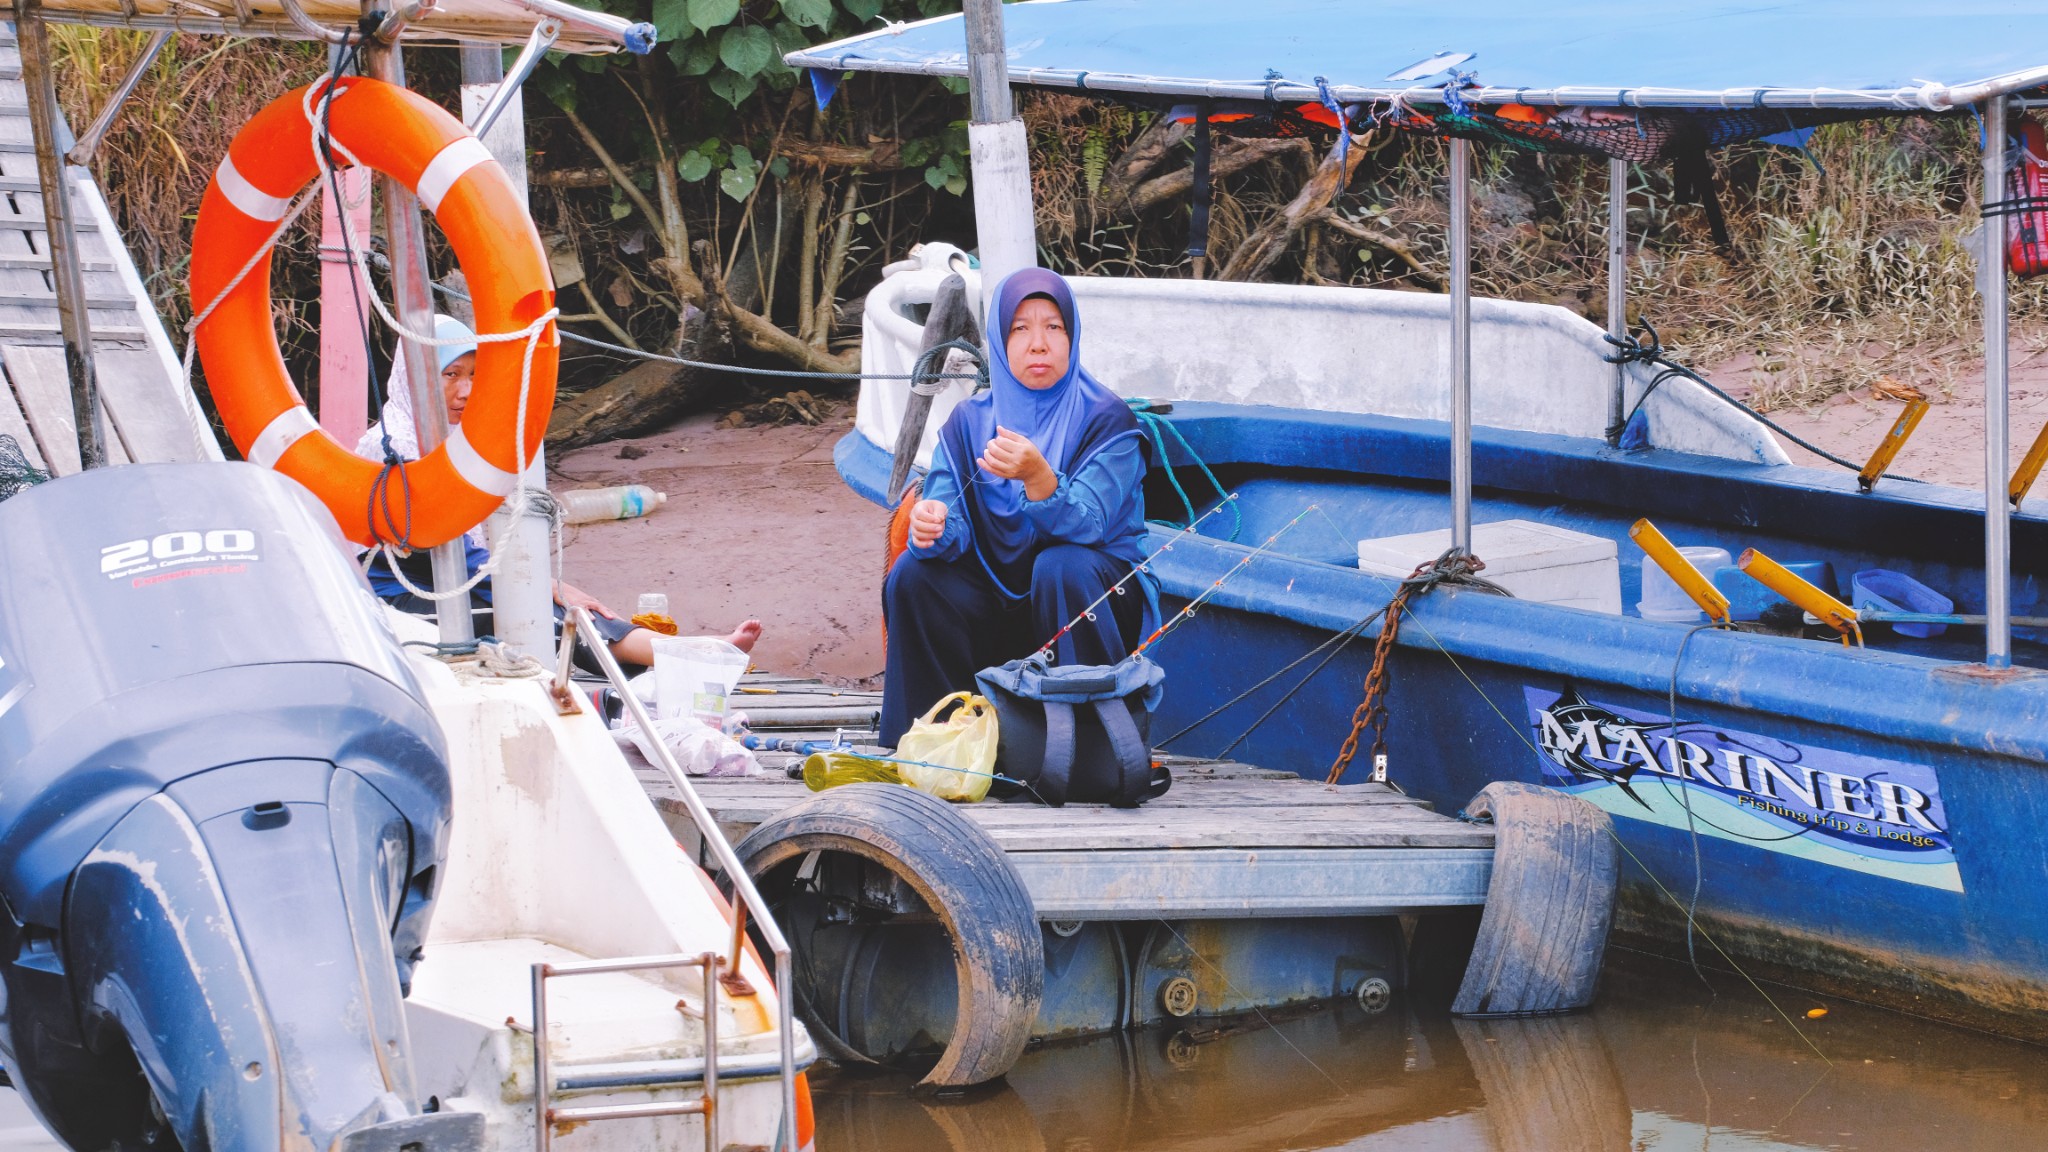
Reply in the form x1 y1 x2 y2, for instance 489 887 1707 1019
651 636 750 724
612 714 758 777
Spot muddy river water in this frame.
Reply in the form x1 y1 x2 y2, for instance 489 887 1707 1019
811 953 2048 1152
0 953 2040 1150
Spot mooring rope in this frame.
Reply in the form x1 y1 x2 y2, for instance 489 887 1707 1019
1604 319 1920 485
1128 398 1242 541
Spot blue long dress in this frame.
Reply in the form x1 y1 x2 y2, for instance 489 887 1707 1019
880 269 1154 746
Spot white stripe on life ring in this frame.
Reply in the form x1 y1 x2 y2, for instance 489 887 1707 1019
214 154 293 223
443 424 519 497
416 137 494 214
247 405 320 469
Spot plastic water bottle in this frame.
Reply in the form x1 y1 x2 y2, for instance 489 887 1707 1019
633 592 678 635
558 485 666 524
802 750 903 791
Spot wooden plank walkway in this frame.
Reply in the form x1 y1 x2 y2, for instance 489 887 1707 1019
635 672 1496 921
0 23 213 474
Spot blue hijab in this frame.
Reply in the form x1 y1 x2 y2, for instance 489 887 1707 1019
938 268 1143 599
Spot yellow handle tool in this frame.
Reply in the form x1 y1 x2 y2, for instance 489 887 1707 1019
1738 547 1861 641
2010 418 2048 507
1858 397 1929 493
1629 519 1731 624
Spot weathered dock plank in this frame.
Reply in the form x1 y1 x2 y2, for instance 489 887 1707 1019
1010 847 1491 918
635 672 1496 920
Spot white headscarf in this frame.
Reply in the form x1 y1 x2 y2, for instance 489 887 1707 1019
353 314 478 463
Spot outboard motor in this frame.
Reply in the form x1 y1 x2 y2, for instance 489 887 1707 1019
0 462 474 1151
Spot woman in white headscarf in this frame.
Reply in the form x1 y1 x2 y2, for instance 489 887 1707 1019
355 315 761 665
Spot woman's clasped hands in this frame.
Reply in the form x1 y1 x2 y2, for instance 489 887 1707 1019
909 426 1057 549
978 426 1056 500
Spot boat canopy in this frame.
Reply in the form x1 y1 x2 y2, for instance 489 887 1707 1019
790 0 2048 115
33 0 649 53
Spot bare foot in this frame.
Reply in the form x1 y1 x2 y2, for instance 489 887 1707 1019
726 619 763 654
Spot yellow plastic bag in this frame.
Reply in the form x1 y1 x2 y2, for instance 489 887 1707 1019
897 692 998 803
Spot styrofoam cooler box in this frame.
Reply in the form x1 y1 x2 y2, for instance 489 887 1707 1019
1356 519 1621 614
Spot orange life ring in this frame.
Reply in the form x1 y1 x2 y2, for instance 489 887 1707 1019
191 77 557 549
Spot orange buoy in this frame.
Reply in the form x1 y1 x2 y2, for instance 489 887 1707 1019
190 78 557 549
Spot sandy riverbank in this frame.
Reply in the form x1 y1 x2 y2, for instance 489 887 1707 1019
554 358 2045 687
552 411 891 687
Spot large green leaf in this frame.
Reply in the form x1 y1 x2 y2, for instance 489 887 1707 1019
677 150 714 182
719 164 758 201
764 19 808 76
778 0 831 29
843 0 883 20
708 68 759 107
686 0 739 32
719 25 775 78
536 64 577 113
670 36 718 76
650 0 690 40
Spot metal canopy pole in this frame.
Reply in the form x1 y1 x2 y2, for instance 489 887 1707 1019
1448 136 1473 552
471 20 559 144
363 37 474 644
17 0 107 469
1606 156 1627 447
962 0 1037 316
1189 104 1213 279
462 41 553 659
1983 95 2013 668
63 30 168 168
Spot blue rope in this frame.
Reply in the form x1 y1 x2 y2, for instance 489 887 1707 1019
1127 399 1240 542
1314 76 1350 168
1442 68 1479 118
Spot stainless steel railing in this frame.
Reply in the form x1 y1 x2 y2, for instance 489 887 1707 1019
565 607 801 1152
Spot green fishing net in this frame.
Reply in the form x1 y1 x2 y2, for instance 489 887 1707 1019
0 434 49 502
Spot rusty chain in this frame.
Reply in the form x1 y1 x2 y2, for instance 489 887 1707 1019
1326 549 1508 786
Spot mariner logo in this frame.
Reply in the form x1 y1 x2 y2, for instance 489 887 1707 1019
1526 685 1952 862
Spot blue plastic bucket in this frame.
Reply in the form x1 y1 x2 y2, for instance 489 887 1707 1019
1851 569 1953 639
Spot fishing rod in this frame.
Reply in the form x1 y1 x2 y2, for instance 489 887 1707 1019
1034 493 1242 658
740 733 851 756
1131 503 1319 658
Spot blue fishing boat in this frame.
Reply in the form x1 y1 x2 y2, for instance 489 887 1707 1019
799 1 2048 1037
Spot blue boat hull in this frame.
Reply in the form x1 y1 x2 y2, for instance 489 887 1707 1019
840 406 2048 1035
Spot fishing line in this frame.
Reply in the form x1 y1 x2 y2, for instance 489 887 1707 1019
1034 493 1240 658
1132 503 1318 657
1304 509 1832 1064
1670 620 1722 987
1155 606 1384 752
1691 998 1715 1152
1152 919 1344 1092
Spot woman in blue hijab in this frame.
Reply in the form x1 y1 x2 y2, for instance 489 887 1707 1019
880 268 1152 746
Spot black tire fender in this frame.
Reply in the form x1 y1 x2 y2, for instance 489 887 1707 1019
734 783 1043 1086
1453 781 1618 1016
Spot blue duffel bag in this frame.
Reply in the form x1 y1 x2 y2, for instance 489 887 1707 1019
974 653 1171 807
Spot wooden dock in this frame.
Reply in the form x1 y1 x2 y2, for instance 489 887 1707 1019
0 25 216 475
635 673 1496 921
